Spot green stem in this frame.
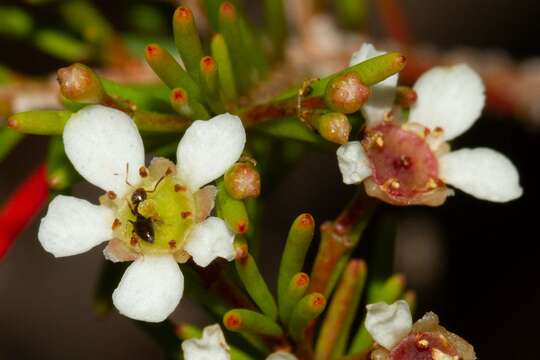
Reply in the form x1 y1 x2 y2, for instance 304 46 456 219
274 52 406 101
277 213 315 324
280 272 310 327
211 33 237 101
235 252 278 320
216 178 250 235
288 293 326 342
224 309 283 337
173 7 204 83
0 127 23 162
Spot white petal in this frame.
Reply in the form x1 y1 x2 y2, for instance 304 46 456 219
439 148 523 202
365 300 412 350
112 255 183 322
182 324 231 360
177 113 246 191
184 217 235 267
336 141 372 184
63 105 145 197
350 43 398 126
266 352 299 360
410 64 485 141
38 195 113 257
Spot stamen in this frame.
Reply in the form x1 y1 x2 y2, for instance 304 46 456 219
174 184 187 192
168 240 177 249
416 339 430 350
181 211 192 219
112 218 121 230
139 166 149 177
106 191 117 200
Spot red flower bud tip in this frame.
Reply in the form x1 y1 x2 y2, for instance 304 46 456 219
325 72 370 114
7 116 18 130
298 213 314 228
220 2 236 19
294 273 310 287
145 44 159 58
311 293 326 308
174 6 193 22
236 222 248 234
170 88 189 105
0 164 49 260
224 313 242 330
201 56 216 73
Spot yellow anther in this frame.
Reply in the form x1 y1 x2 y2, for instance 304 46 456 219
416 339 430 349
391 180 400 189
427 178 438 189
375 134 384 148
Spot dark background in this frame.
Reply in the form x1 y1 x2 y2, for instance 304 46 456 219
1 0 539 359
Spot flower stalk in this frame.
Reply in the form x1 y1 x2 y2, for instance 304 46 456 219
315 259 367 359
235 251 278 320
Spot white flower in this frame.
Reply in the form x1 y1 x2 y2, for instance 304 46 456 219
182 324 231 360
38 105 246 322
365 300 412 350
337 43 522 205
266 352 299 360
180 324 298 360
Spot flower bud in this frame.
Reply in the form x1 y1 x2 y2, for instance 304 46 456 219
224 162 261 200
396 86 417 107
314 112 351 144
57 63 105 104
324 72 370 114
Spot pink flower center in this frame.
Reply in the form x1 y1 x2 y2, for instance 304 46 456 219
363 123 440 199
389 332 459 360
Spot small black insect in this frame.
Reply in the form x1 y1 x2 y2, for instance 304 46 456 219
126 172 166 244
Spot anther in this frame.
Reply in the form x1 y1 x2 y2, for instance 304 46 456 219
375 134 384 148
112 218 122 230
427 178 438 189
130 235 139 246
168 240 177 249
139 166 149 177
181 211 192 219
174 184 186 192
416 339 430 350
107 191 117 200
391 180 401 189
165 167 173 176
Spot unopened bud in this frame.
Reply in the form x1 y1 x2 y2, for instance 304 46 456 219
325 72 370 114
57 63 105 104
224 162 261 199
314 112 351 144
396 86 417 107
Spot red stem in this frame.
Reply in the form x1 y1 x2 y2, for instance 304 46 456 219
0 164 49 260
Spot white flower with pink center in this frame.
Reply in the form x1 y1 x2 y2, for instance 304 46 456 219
38 105 246 322
337 43 522 206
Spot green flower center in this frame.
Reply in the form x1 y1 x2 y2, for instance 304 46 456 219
115 175 195 255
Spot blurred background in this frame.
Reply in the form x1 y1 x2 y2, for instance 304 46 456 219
1 0 539 359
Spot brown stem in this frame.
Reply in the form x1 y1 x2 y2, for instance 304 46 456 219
240 96 325 126
375 0 413 46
